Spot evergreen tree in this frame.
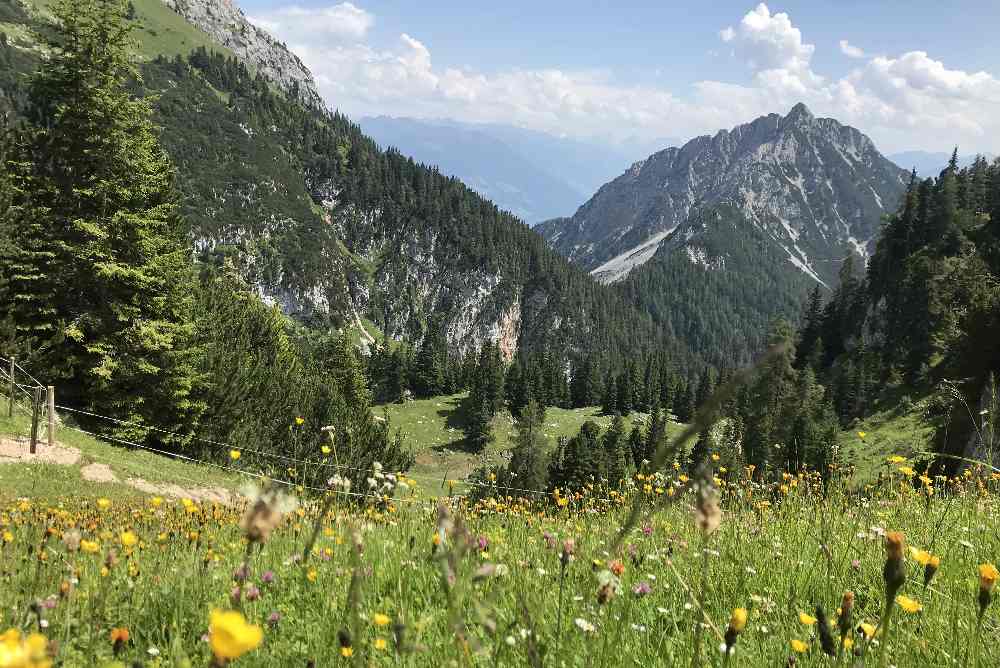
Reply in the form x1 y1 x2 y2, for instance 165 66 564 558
627 422 645 472
315 333 372 408
0 0 201 443
411 327 445 397
601 414 629 486
504 400 549 493
463 342 506 450
601 368 618 415
689 428 712 470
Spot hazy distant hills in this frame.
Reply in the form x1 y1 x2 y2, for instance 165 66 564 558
358 116 667 224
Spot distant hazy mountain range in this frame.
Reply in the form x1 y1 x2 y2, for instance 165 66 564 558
358 116 673 224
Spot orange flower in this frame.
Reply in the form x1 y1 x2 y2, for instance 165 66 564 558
609 560 625 576
885 532 906 562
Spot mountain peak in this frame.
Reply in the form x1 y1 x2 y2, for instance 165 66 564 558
784 102 815 123
539 107 910 285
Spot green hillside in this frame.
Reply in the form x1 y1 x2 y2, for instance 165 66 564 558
23 0 234 59
837 394 938 483
377 393 669 494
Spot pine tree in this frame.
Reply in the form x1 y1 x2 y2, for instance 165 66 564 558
601 368 617 415
796 286 824 369
505 400 549 493
316 333 372 409
627 421 645 471
412 327 444 397
1 0 201 443
602 414 628 486
689 428 711 470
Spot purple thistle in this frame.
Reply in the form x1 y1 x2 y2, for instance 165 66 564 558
632 581 652 597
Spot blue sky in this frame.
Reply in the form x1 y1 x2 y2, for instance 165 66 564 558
241 1 1000 153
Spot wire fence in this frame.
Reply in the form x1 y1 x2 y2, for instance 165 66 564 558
2 357 623 506
0 355 50 459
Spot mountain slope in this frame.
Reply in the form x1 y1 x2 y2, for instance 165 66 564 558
538 103 909 286
1 0 673 369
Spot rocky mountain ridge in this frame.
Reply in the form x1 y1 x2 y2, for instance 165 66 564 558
162 0 323 108
538 103 910 286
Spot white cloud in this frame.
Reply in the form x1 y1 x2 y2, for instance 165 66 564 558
719 3 819 89
247 3 373 44
250 2 1000 154
839 40 865 59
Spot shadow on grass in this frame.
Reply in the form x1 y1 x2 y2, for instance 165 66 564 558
432 395 480 454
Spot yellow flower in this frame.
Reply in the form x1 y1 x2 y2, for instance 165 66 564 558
120 531 138 548
859 622 877 639
295 416 305 426
340 646 353 657
321 446 331 455
910 548 933 566
149 496 163 508
897 466 916 476
96 498 111 510
307 569 317 582
979 563 999 592
80 539 100 554
373 637 387 651
842 637 854 650
0 628 50 668
790 638 809 653
229 450 242 461
2 531 12 544
209 609 263 661
857 431 867 439
372 613 391 627
896 595 922 613
798 611 817 626
729 607 748 633
887 455 906 464
711 454 720 462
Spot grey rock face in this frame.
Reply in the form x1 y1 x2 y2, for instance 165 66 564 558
162 0 323 109
538 103 909 286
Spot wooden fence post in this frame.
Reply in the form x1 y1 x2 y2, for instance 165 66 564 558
47 386 55 448
30 385 41 454
6 357 12 418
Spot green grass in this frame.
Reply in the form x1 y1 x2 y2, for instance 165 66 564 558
0 412 240 501
838 394 938 483
2 463 998 666
377 393 666 495
24 0 236 60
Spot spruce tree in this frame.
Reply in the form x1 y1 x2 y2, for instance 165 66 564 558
602 414 628 486
505 400 549 493
627 422 644 471
1 0 200 443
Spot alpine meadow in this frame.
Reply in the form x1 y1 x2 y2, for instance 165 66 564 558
1 0 1000 666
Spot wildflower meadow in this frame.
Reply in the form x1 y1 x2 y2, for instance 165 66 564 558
2 451 999 666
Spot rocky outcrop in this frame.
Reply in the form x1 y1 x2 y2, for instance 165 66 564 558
162 0 323 109
538 103 909 287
